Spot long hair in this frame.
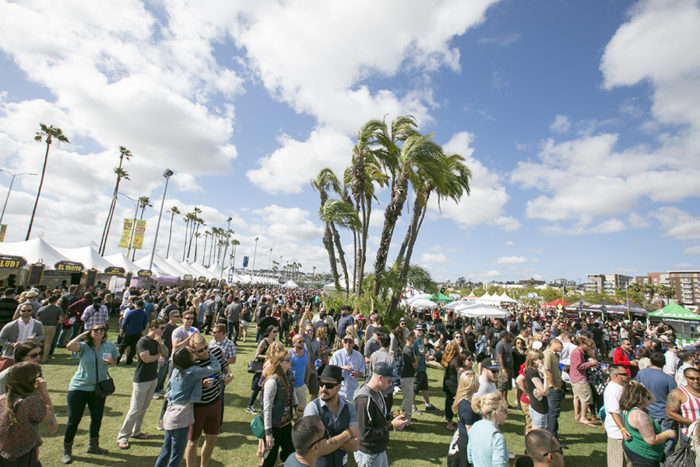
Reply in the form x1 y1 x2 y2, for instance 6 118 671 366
442 341 461 368
620 381 653 412
524 349 544 371
262 342 290 395
452 370 479 414
5 362 40 425
85 323 108 348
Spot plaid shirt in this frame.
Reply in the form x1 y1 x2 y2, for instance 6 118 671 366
81 304 109 331
209 337 236 361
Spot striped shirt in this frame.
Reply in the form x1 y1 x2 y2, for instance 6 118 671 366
195 345 227 407
679 386 700 436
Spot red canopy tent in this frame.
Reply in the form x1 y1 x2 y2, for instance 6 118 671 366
543 298 570 308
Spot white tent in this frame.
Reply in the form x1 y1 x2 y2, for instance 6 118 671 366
207 264 225 280
56 246 114 271
443 300 468 311
498 292 517 304
171 260 201 279
187 262 216 279
283 280 299 288
407 298 438 310
104 252 140 274
136 254 182 278
454 304 508 318
0 238 71 268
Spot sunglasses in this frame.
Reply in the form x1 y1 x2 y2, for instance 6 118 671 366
454 335 462 339
21 309 32 313
687 376 700 382
319 381 339 390
27 351 41 358
92 328 106 332
305 329 314 333
307 428 329 450
183 317 194 321
343 340 353 344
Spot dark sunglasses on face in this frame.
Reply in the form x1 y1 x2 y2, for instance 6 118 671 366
27 351 41 358
21 309 32 313
307 428 329 450
92 328 106 332
195 347 207 354
319 381 339 389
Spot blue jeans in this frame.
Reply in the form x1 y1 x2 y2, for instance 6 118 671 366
546 387 564 439
529 406 548 429
154 358 169 394
155 426 189 467
354 450 388 467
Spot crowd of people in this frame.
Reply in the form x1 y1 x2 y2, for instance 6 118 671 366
0 282 699 466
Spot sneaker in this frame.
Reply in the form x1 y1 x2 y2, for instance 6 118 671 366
412 406 421 416
157 421 164 431
246 406 259 415
393 386 401 395
425 404 439 412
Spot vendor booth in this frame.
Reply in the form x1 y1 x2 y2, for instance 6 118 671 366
648 303 700 347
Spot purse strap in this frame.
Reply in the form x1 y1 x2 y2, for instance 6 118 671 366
93 347 111 383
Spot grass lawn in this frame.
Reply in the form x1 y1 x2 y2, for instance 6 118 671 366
38 325 608 466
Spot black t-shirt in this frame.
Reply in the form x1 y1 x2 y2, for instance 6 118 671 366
258 316 277 334
0 298 18 329
162 323 178 355
525 367 549 414
134 336 159 383
400 345 416 378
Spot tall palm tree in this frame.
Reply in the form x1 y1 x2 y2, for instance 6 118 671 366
202 230 211 266
321 199 360 294
193 232 201 263
372 132 444 296
99 146 132 254
137 196 151 219
311 168 343 292
27 123 69 240
165 205 180 258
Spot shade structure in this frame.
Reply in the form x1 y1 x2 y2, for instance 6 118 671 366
406 298 438 310
454 304 508 319
186 262 216 280
283 280 298 288
135 254 182 278
55 246 114 271
443 300 468 311
648 302 700 321
170 260 201 279
104 252 140 274
427 292 454 303
543 298 570 308
497 292 517 303
0 238 71 268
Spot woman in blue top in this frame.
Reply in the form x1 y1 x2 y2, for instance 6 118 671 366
62 323 119 464
447 370 481 467
155 345 220 467
466 392 509 467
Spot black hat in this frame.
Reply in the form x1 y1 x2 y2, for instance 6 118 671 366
481 357 501 371
373 362 396 378
319 364 344 383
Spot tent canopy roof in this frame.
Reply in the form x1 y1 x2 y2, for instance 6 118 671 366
649 303 700 321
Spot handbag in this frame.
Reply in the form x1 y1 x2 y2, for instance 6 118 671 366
247 359 263 374
664 437 694 467
93 348 115 398
250 414 265 439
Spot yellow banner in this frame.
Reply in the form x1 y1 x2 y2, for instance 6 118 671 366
118 218 133 248
0 224 6 242
132 219 146 249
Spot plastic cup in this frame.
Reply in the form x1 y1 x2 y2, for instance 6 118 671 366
102 354 110 362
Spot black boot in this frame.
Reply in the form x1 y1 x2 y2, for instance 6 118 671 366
87 437 108 455
61 442 73 464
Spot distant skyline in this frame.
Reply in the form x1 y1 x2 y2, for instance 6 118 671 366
0 0 699 283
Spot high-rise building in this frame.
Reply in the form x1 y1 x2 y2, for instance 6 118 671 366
585 273 632 296
668 271 700 306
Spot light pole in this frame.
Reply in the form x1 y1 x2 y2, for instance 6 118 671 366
0 169 37 227
268 248 273 271
118 192 139 258
149 169 174 271
251 236 259 276
220 216 232 269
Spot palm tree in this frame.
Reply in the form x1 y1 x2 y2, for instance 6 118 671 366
165 206 180 258
137 196 151 219
193 232 201 263
27 123 69 240
99 146 132 254
311 169 343 292
321 199 360 294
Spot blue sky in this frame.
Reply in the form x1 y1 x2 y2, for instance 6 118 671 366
0 0 699 283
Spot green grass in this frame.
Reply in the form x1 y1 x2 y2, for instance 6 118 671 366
38 327 607 466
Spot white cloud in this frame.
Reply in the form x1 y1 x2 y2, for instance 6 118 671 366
504 240 514 246
550 115 571 133
419 253 451 264
479 33 521 47
684 245 700 255
650 207 700 240
493 256 537 264
250 205 323 243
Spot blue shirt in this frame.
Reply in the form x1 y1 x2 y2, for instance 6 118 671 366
467 419 508 467
337 315 354 339
413 339 427 372
121 308 148 335
304 395 358 426
289 348 308 388
167 354 221 405
329 348 365 401
69 341 119 391
635 367 677 419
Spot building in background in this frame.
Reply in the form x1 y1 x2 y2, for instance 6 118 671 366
585 273 632 296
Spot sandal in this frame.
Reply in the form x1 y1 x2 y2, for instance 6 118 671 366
118 441 130 450
132 433 148 440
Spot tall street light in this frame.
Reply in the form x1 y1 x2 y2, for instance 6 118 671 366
268 248 273 271
149 169 174 271
251 236 259 275
0 169 37 227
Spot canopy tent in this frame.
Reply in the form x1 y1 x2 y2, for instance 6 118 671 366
427 292 454 303
283 280 299 288
464 291 478 299
454 304 508 319
206 264 225 279
55 246 114 271
543 298 570 308
442 300 468 311
648 303 700 321
497 292 517 304
0 238 71 268
104 253 140 274
135 254 181 278
606 302 649 316
406 298 438 310
475 292 507 306
186 262 216 280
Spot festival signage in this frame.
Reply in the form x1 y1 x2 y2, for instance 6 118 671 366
132 220 147 249
197 276 207 282
26 263 44 286
55 261 84 273
104 266 125 276
137 269 152 278
182 274 194 281
118 219 133 248
86 269 98 287
0 224 6 242
0 255 26 269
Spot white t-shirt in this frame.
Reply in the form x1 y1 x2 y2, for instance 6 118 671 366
475 375 497 398
17 319 35 343
664 350 680 377
604 381 625 439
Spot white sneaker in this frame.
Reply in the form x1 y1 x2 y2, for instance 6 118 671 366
393 386 401 395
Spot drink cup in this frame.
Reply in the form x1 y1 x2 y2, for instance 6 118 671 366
508 451 516 467
102 354 110 363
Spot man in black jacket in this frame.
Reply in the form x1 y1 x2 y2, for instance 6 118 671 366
353 362 407 466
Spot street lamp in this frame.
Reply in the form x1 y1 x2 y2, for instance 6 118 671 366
149 169 174 271
0 169 37 227
268 248 273 271
252 236 259 275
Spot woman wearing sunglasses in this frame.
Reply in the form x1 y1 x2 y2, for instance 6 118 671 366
62 323 119 464
261 344 298 467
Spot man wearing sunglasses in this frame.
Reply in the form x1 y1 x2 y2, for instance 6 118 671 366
524 429 564 467
285 414 350 467
329 334 365 401
0 302 45 369
666 365 700 447
303 365 360 466
603 364 632 466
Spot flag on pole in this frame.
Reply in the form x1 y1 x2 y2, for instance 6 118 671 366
132 220 147 249
118 219 133 248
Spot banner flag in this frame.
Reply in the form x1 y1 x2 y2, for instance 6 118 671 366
132 219 146 250
118 219 133 248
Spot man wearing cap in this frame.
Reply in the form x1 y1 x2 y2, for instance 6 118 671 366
475 358 499 397
330 334 365 401
15 289 41 318
676 349 696 387
353 362 408 467
304 365 360 467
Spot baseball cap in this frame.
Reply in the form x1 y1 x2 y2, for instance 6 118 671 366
481 358 500 371
373 362 396 378
399 317 407 323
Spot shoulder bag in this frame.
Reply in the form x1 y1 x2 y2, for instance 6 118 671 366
93 347 115 397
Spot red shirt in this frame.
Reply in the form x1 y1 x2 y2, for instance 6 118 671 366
569 347 594 383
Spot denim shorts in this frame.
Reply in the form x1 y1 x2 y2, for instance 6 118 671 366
529 405 548 429
354 450 389 467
